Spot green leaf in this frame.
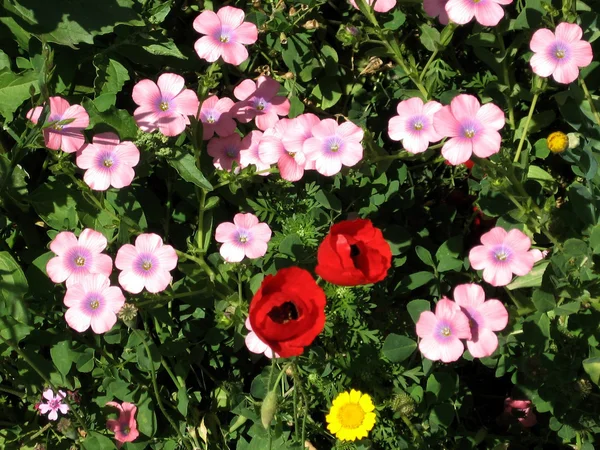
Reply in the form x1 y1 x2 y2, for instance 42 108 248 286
420 24 441 52
532 289 556 313
426 372 457 402
527 165 555 183
407 299 430 323
169 153 213 191
583 357 600 385
311 77 342 110
383 9 406 30
81 431 118 450
93 55 130 96
137 392 157 437
0 251 29 324
590 225 600 254
314 190 341 211
76 348 95 373
50 341 76 377
82 98 138 140
0 68 38 122
30 178 79 230
415 246 435 268
397 271 435 292
177 385 189 416
382 333 417 363
505 261 549 290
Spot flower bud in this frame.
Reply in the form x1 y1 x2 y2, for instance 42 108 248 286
391 392 416 416
118 303 138 328
567 132 580 149
547 131 568 153
303 20 320 30
336 24 362 47
261 390 278 429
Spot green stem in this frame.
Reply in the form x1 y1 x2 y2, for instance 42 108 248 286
495 29 516 130
0 385 25 397
513 91 540 163
292 362 309 446
400 414 424 446
579 77 600 127
175 250 216 283
419 49 438 82
136 289 205 307
195 188 207 252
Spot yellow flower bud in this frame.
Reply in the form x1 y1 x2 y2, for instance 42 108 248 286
547 131 568 153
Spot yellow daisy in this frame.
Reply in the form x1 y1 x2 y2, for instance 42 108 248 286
326 389 376 441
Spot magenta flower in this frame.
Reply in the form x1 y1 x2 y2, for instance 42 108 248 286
445 0 512 26
503 398 537 427
388 98 443 154
281 113 320 172
132 73 199 137
453 283 508 358
76 132 140 191
207 134 246 172
245 317 278 358
38 389 69 421
303 119 364 176
27 96 89 153
416 298 471 363
232 76 291 131
468 227 538 287
239 130 271 174
349 0 396 12
215 213 272 263
115 233 178 294
106 401 140 448
46 229 113 288
433 94 505 165
423 0 449 24
193 6 258 66
64 274 125 334
259 118 310 182
198 95 237 140
529 23 593 84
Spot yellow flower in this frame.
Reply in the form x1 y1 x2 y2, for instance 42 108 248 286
547 131 568 153
326 389 376 442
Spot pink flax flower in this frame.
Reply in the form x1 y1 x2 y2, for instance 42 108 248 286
530 23 593 84
76 132 140 191
445 0 512 26
106 401 140 448
469 227 537 287
198 95 237 140
38 389 69 421
115 233 178 294
193 6 258 66
64 274 125 334
434 94 505 165
239 130 271 175
349 0 397 13
416 298 471 363
208 134 247 172
502 398 537 427
46 229 113 288
303 119 364 176
259 119 311 182
245 317 279 358
132 73 199 137
388 98 443 154
233 76 291 131
453 283 508 358
215 213 272 263
424 0 449 24
27 96 89 153
281 113 321 171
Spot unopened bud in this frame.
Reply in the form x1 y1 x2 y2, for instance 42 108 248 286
118 303 138 328
547 131 568 154
391 392 416 416
567 132 580 149
303 20 319 30
283 72 294 80
289 6 298 16
261 390 278 428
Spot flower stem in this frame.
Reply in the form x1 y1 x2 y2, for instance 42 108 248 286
292 361 309 445
513 91 540 163
419 49 438 82
399 414 424 446
495 28 516 130
579 77 600 127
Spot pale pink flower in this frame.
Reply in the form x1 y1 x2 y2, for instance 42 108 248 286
232 76 291 131
38 389 69 421
503 398 537 427
193 6 258 66
469 227 538 287
453 283 508 358
531 249 548 262
239 130 271 174
76 132 140 191
303 119 364 176
388 98 443 154
529 23 593 84
106 401 140 448
424 0 449 24
132 73 199 137
434 94 505 165
349 0 397 13
416 298 471 363
198 95 237 140
258 119 310 182
445 0 512 26
245 317 279 358
281 113 320 171
46 229 113 288
207 134 246 172
115 233 178 294
215 213 272 263
27 96 89 153
64 274 125 334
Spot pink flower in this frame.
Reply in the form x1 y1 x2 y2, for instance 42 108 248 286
132 73 199 137
445 0 512 26
244 317 279 358
468 227 538 287
46 229 113 288
416 298 471 363
76 132 140 191
388 98 443 154
193 6 258 66
198 95 237 140
531 249 549 262
303 119 364 176
38 389 69 421
239 130 271 174
452 283 508 358
282 113 320 171
232 76 291 131
503 398 537 427
207 134 246 172
423 0 449 24
115 233 178 294
259 119 310 182
215 213 272 262
64 274 125 334
348 0 397 13
529 23 593 84
434 94 505 165
106 401 140 448
27 96 89 153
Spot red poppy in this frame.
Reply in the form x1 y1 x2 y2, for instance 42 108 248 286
315 219 392 286
249 267 326 358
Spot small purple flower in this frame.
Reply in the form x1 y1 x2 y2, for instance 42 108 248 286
39 389 69 421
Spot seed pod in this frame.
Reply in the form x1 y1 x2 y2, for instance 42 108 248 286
261 390 278 429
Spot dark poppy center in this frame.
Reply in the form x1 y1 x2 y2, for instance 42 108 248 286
268 301 299 324
350 244 360 258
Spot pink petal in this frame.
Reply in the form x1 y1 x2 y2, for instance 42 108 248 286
58 404 69 414
256 76 282 99
374 0 396 12
478 299 508 331
215 97 236 113
445 0 475 24
27 106 43 124
84 168 111 191
217 6 246 28
480 227 508 246
433 105 461 137
339 142 364 167
132 79 161 107
144 269 172 293
233 213 259 229
245 331 269 354
258 136 285 164
173 89 200 117
388 116 407 141
450 94 481 123
50 96 70 117
311 119 339 139
570 40 593 68
153 245 178 271
215 222 238 243
453 283 485 309
234 79 257 101
337 121 364 142
438 337 465 363
221 42 249 66
270 97 291 117
553 61 580 84
48 410 58 421
255 111 281 131
103 286 126 313
78 229 107 253
529 28 555 53
441 137 473 165
422 100 443 117
555 22 583 43
402 130 429 154
435 298 460 321
135 233 163 253
93 253 114 278
219 241 246 262
397 97 424 116
279 154 304 181
194 36 223 63
50 232 78 255
118 270 145 294
43 389 55 401
63 283 85 308
530 53 557 78
467 328 499 358
115 244 137 270
469 245 492 270
157 73 185 98
416 310 438 338
213 115 237 137
315 153 343 176
472 128 501 158
114 141 140 167
508 251 535 276
249 222 272 243
46 257 71 283
419 336 442 361
90 311 117 334
482 264 513 287
62 105 89 129
234 22 258 45
76 145 94 169
44 129 62 150
475 103 505 131
473 0 505 26
133 105 160 133
91 132 120 152
244 240 268 259
61 133 86 154
193 10 220 35
65 306 92 332
158 114 187 137
504 229 531 252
